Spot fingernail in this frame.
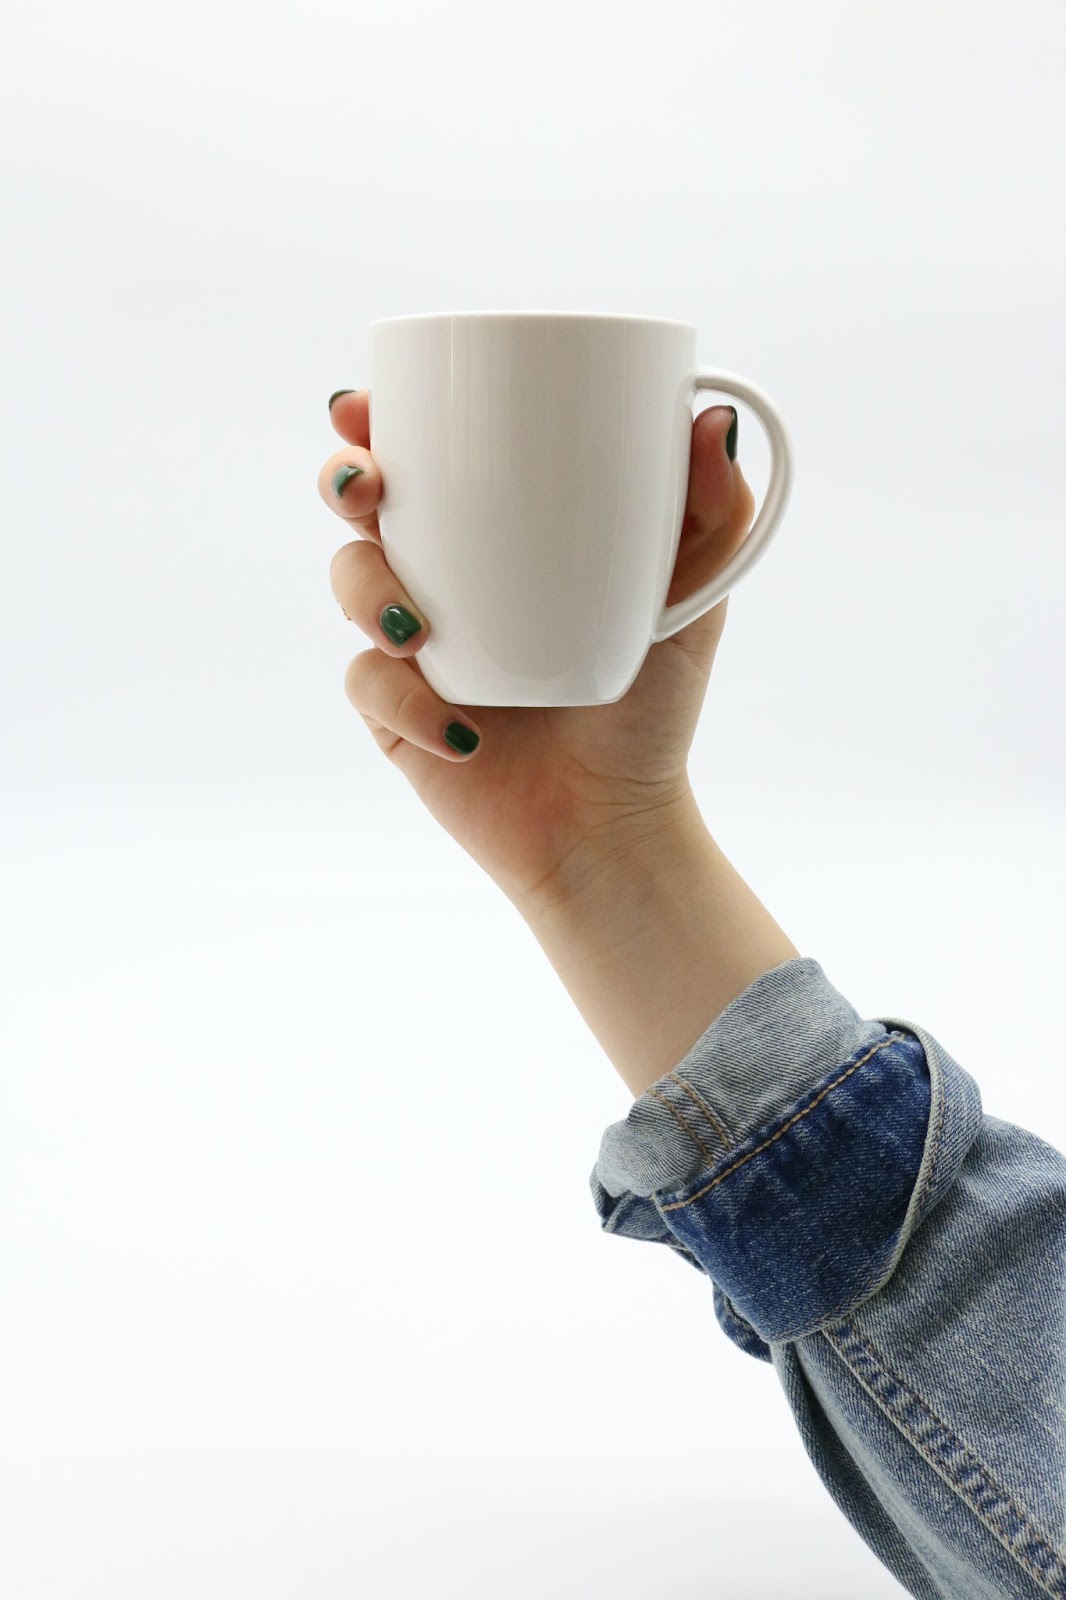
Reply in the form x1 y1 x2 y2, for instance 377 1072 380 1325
328 389 357 410
380 604 422 647
725 407 739 463
444 721 480 756
331 464 366 498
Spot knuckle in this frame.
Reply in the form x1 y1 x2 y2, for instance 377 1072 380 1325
343 646 381 702
330 538 377 599
722 479 756 543
392 676 428 728
328 544 350 590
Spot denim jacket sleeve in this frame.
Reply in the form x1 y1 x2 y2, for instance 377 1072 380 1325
589 956 1066 1600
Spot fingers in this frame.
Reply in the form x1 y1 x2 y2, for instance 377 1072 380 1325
329 538 431 656
344 648 482 762
318 442 383 542
685 404 757 549
327 388 370 450
325 388 480 762
329 527 482 763
662 404 758 619
320 391 753 548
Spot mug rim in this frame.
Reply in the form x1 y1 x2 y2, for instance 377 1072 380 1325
369 311 696 331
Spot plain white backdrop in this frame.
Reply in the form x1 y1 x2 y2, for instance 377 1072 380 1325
2 1 1065 1594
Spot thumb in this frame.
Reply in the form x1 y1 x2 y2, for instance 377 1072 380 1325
668 404 757 609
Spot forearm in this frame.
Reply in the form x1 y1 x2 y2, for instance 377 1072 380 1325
516 793 800 1099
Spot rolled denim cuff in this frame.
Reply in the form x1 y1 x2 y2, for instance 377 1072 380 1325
589 956 983 1348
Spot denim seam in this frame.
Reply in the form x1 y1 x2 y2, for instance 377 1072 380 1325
665 1069 736 1147
905 1026 946 1237
646 1074 734 1163
822 1318 1066 1597
768 1029 939 1340
659 1032 907 1214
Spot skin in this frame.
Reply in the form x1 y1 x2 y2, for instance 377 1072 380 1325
317 391 757 918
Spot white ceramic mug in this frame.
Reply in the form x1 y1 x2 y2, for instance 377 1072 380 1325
367 312 793 708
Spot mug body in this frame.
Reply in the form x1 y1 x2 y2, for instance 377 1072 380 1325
368 311 697 707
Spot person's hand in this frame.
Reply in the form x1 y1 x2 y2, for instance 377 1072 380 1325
318 390 756 916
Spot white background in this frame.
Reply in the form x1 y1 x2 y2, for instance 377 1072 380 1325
2 1 1065 1594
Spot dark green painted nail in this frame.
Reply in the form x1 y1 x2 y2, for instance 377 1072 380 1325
380 604 422 647
725 407 739 463
328 389 356 410
444 721 480 756
331 463 366 498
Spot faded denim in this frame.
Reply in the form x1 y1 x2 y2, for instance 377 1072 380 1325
591 956 1066 1599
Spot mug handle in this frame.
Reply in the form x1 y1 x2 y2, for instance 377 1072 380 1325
650 369 794 643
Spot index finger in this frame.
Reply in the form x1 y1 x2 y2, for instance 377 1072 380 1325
328 389 370 449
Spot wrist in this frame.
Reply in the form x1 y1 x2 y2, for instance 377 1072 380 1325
509 784 703 926
516 794 800 1098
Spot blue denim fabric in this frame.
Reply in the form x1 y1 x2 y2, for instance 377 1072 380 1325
590 956 1066 1599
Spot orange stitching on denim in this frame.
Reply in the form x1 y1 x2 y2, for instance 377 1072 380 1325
766 1031 934 1332
666 1071 734 1149
824 1319 1066 1592
647 1086 721 1165
659 1033 905 1213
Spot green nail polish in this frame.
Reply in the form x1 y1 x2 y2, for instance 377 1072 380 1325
725 407 739 463
380 604 422 646
328 389 356 410
444 721 480 755
331 464 366 498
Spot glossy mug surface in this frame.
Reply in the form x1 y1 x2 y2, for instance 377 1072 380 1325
367 312 793 707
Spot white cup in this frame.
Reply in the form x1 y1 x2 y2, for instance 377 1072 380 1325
367 311 793 708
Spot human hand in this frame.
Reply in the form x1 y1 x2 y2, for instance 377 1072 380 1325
319 390 755 915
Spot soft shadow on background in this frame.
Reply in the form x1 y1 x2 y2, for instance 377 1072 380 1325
2 1 1064 1595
